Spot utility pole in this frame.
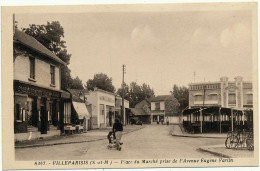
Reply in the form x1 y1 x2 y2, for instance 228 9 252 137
121 64 126 125
193 72 196 83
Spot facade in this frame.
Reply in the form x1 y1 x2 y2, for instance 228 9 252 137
13 29 68 141
85 88 116 129
150 95 179 124
189 76 253 109
131 99 151 124
183 76 253 133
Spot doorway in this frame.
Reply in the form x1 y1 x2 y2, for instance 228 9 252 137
40 98 47 134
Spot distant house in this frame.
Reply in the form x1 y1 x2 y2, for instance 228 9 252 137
131 99 151 124
151 95 180 124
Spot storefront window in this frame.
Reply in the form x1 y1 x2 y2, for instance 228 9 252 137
64 102 71 124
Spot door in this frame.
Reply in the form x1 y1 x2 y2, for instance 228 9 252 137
40 98 48 134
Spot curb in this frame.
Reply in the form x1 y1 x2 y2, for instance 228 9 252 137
197 147 231 158
15 126 146 149
171 133 226 139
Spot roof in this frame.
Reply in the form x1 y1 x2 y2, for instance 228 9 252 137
135 99 151 109
151 95 177 102
67 89 89 103
92 88 115 96
14 29 66 65
131 108 150 116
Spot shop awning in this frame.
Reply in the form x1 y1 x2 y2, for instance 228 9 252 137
72 101 90 119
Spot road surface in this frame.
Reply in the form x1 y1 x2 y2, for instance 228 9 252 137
15 125 224 160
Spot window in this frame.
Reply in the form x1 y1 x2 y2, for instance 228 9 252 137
228 94 236 104
155 102 160 110
100 104 104 115
16 104 21 121
208 94 217 101
247 94 253 104
64 102 71 124
15 104 24 121
29 57 35 79
194 95 203 101
50 65 55 85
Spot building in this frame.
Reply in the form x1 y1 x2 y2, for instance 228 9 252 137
115 96 130 125
183 76 253 133
13 29 69 141
130 99 151 124
150 95 180 124
189 76 253 109
85 88 116 129
66 89 90 132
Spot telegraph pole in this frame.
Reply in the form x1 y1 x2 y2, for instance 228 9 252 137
121 64 126 125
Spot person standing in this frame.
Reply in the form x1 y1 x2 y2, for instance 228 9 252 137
160 118 164 125
166 117 169 126
113 118 123 150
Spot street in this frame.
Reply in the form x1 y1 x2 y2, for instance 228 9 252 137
15 125 224 160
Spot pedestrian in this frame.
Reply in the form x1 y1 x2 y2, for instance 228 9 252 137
113 118 123 149
160 118 164 125
166 117 169 126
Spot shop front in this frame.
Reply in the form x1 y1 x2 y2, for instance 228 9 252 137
14 80 64 141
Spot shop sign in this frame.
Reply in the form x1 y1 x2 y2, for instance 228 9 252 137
14 81 60 98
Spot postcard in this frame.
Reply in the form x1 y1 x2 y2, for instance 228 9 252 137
1 2 258 170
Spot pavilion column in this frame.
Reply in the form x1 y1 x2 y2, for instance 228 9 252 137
219 107 222 133
231 108 234 131
242 111 245 125
200 108 203 133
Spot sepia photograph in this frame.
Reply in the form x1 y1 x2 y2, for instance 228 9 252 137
1 1 258 170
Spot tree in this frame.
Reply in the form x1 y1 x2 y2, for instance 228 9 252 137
22 21 81 90
85 73 115 93
70 76 84 89
170 84 189 112
117 82 155 107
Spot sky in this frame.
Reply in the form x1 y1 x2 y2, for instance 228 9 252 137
15 9 253 95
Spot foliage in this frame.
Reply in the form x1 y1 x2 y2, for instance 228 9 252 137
117 82 155 108
170 84 189 112
70 76 84 89
22 21 83 90
85 73 116 93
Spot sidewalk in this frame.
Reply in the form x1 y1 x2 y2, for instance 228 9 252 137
198 145 254 158
15 125 145 148
171 125 254 158
171 124 226 138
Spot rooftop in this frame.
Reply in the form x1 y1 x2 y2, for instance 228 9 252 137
14 29 66 65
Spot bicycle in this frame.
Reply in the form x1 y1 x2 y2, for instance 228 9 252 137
225 131 254 151
225 131 239 149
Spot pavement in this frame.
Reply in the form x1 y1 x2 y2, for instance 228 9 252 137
171 124 254 158
16 124 224 160
15 125 146 148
